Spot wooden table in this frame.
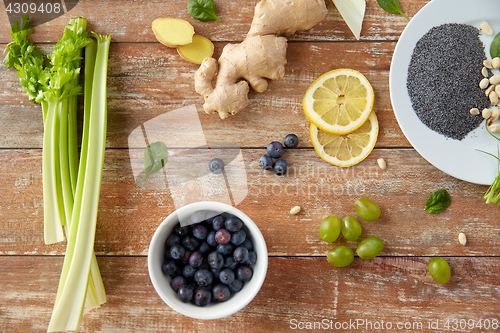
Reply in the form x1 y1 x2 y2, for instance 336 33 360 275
2 0 500 332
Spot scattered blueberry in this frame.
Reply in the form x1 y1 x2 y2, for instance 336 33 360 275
212 215 225 230
237 266 253 282
225 216 243 232
219 268 235 285
212 284 231 302
228 279 243 293
259 155 273 170
194 288 212 307
208 251 224 269
189 251 204 268
194 269 213 287
217 243 234 256
215 229 231 245
170 244 185 260
171 276 186 292
284 133 299 148
231 230 246 246
267 141 284 158
273 159 288 176
209 158 225 174
192 224 208 240
165 234 180 247
233 246 249 263
178 285 194 303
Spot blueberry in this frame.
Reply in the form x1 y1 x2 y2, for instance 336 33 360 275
171 276 186 292
240 239 253 251
212 215 225 231
217 243 234 255
174 223 190 237
165 234 180 248
284 133 299 148
194 288 212 307
209 158 225 174
182 265 196 279
219 268 235 285
207 230 217 247
178 285 193 303
215 229 231 245
162 260 178 276
181 250 192 264
231 230 246 246
273 159 288 176
233 246 249 263
259 155 273 170
225 216 243 232
192 224 208 240
267 141 284 158
212 284 231 302
244 251 257 265
194 269 213 287
198 241 212 254
189 251 204 268
164 247 173 260
228 279 243 293
224 256 238 270
208 251 224 269
237 265 253 282
170 244 185 260
211 267 222 280
182 235 199 251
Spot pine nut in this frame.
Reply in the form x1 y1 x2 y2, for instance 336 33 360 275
483 108 492 119
481 21 493 35
490 75 500 85
470 108 480 115
482 67 489 77
491 108 500 121
290 206 301 215
484 60 493 69
490 91 499 105
458 233 467 245
377 158 386 170
480 77 490 89
493 57 500 69
490 124 500 133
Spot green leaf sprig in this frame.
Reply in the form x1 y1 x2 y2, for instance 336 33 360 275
425 189 451 214
376 0 408 19
143 141 169 180
188 0 221 22
490 31 500 59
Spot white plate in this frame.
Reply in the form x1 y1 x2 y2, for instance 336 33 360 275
390 0 500 185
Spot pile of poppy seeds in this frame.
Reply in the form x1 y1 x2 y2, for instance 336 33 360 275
407 23 490 140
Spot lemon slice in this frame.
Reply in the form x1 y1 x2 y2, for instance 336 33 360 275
310 111 378 167
303 68 375 135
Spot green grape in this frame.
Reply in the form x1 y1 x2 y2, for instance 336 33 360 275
319 216 341 243
355 197 381 221
327 246 354 267
341 216 362 241
428 257 451 284
356 237 384 259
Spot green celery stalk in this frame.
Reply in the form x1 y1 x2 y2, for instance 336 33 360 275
48 33 111 332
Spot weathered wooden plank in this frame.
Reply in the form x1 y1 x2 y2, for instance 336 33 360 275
1 148 498 257
0 0 428 44
1 255 499 332
0 41 409 149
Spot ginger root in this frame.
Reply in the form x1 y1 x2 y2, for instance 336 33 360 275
194 0 328 119
152 18 194 48
177 35 215 65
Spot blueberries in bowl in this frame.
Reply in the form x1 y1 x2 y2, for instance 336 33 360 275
162 212 257 306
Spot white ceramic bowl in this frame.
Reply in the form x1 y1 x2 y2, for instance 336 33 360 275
148 201 268 320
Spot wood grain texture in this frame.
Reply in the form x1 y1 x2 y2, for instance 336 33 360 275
1 256 500 333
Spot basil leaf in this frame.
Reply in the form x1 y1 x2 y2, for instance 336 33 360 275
424 189 451 214
490 32 500 59
376 0 408 19
188 0 221 22
143 141 168 181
